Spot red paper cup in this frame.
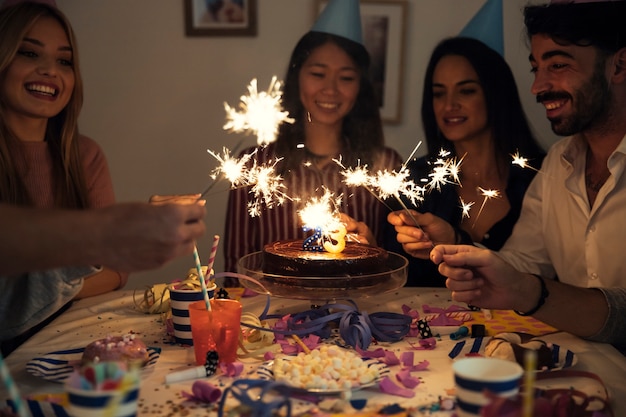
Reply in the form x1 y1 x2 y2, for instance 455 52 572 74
189 299 242 365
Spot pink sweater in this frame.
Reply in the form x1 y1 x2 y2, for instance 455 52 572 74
15 135 115 209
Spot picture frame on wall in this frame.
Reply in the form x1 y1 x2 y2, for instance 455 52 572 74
184 0 257 37
314 0 408 124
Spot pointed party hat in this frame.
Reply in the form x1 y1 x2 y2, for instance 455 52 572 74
311 0 363 45
459 0 504 55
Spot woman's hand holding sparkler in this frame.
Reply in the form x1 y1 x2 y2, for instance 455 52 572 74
340 213 376 246
387 210 456 259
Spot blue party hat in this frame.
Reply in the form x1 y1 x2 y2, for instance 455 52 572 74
459 0 504 55
312 0 363 45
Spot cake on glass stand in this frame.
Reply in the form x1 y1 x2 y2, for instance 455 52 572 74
236 249 408 302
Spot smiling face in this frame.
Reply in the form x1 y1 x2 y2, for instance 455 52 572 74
431 54 489 144
530 34 611 136
1 15 75 130
298 41 360 128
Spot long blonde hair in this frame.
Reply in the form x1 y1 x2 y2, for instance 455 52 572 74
0 1 87 208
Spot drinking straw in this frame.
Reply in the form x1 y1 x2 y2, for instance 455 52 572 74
522 349 537 417
0 352 30 417
192 245 211 311
206 235 220 281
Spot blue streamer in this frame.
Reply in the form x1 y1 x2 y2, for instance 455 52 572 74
212 273 412 350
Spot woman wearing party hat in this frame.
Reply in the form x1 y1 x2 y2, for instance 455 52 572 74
223 0 403 280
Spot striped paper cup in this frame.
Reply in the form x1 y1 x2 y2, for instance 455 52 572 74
66 384 139 417
452 357 523 417
169 283 216 345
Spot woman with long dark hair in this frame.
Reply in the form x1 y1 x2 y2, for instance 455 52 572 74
388 37 545 287
223 30 402 277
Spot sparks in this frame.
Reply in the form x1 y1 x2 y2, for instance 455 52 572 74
223 76 295 146
511 150 539 172
369 169 425 207
299 189 344 236
459 197 474 219
207 147 254 187
245 159 292 217
473 187 501 228
205 148 291 217
425 149 463 191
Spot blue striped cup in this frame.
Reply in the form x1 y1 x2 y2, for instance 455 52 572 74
66 383 139 417
453 357 523 417
169 283 216 345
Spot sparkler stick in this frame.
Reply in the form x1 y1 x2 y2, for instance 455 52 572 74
401 141 423 169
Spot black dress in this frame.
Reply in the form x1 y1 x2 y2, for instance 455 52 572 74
384 154 544 287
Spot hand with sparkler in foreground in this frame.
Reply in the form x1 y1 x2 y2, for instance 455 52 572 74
387 209 459 259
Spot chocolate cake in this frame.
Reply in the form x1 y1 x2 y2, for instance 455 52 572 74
261 240 389 288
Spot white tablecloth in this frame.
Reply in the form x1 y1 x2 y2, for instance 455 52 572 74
2 288 625 416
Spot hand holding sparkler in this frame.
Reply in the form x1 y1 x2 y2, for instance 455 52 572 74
388 210 458 259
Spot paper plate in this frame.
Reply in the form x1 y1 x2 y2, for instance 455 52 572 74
26 346 161 383
256 357 389 395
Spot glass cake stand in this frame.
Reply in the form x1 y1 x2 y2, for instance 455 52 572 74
236 251 408 301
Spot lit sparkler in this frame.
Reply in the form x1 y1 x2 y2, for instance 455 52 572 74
207 147 254 187
472 187 501 228
245 158 292 217
511 150 540 172
460 197 474 219
299 189 346 252
223 76 295 146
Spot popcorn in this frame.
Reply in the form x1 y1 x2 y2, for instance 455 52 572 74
273 345 379 391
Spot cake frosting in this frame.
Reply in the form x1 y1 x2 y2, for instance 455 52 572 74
262 240 388 278
82 334 149 365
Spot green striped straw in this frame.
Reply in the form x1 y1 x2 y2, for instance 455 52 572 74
0 352 30 417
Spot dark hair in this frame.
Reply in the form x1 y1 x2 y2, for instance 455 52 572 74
524 2 626 53
275 31 384 172
421 37 544 161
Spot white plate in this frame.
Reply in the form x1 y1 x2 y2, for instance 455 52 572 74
26 346 161 383
448 336 577 371
255 357 389 395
